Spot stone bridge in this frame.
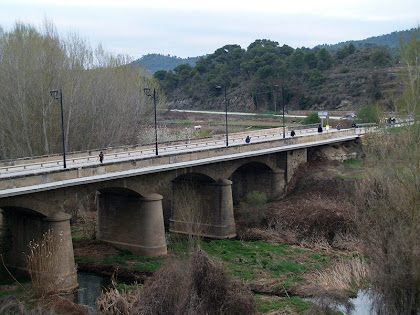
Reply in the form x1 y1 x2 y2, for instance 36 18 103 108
0 127 365 291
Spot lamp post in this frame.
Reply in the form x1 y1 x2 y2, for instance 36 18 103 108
143 87 158 156
216 85 228 146
273 85 278 114
281 85 285 139
50 89 66 169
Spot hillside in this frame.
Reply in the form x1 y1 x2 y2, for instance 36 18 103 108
134 53 202 73
141 28 418 113
317 28 416 53
153 41 404 112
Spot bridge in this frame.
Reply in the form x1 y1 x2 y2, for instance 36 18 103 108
0 126 368 291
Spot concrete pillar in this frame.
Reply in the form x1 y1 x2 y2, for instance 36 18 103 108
211 179 236 238
271 168 286 199
286 148 307 183
97 192 167 256
43 212 78 292
1 210 77 292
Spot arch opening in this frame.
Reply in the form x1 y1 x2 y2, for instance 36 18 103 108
230 162 274 205
170 173 216 237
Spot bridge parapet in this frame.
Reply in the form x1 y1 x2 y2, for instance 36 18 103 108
0 128 363 196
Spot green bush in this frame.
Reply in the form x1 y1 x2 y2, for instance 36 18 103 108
356 104 382 123
301 113 321 125
237 191 268 227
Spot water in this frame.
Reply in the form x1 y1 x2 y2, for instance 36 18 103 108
75 272 111 314
339 290 374 315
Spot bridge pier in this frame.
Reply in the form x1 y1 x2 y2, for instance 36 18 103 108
211 179 236 238
1 210 77 292
286 148 307 183
97 191 167 256
271 169 286 199
169 178 236 239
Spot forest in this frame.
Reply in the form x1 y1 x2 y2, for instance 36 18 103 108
152 38 402 113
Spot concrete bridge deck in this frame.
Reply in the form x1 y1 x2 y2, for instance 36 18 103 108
0 127 366 197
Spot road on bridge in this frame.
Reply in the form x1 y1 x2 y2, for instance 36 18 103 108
0 125 348 177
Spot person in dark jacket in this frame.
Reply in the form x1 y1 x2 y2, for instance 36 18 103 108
290 130 296 137
99 151 104 163
317 125 323 133
245 136 251 143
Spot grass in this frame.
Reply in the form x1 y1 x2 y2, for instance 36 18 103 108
255 294 310 313
75 256 100 264
71 237 354 314
200 239 334 285
0 289 21 299
342 159 363 169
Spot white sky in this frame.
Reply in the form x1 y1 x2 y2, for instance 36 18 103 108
1 0 419 59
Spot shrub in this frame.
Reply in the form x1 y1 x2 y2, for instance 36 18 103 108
131 250 257 315
301 113 321 125
237 191 268 227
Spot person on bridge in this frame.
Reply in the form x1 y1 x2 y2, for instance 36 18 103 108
245 136 251 143
318 125 323 133
99 151 104 163
336 123 341 130
290 130 296 137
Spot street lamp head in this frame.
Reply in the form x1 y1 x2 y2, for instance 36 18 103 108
50 89 60 100
143 87 151 96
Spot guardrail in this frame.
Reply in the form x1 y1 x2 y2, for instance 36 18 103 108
0 126 334 174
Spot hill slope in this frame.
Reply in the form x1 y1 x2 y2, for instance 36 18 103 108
134 53 202 73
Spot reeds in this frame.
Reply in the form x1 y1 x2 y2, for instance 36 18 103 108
316 257 369 292
26 229 65 297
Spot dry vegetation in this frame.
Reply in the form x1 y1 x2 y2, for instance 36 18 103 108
236 161 361 252
97 250 257 315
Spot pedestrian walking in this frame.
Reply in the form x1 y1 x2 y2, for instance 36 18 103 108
99 151 104 163
290 130 296 137
336 123 341 130
245 136 251 143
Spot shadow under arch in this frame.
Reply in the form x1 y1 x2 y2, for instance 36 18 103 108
96 187 167 257
170 172 236 239
229 161 275 205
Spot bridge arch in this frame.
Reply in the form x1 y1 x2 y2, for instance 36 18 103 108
0 206 77 291
229 161 285 204
169 172 235 238
96 186 167 256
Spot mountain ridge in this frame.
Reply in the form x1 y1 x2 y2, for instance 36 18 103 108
135 28 415 73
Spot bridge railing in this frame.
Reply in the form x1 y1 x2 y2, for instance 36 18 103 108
0 126 357 174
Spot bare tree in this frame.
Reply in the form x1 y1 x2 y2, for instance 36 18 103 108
0 20 160 159
353 30 420 314
173 181 211 249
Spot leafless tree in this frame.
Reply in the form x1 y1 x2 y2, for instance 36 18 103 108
0 19 162 159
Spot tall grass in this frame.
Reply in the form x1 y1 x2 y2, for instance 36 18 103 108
315 257 369 292
26 229 68 297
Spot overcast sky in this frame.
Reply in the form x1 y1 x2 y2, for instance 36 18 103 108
1 0 419 59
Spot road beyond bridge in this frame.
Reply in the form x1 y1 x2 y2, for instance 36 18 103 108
0 126 367 292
